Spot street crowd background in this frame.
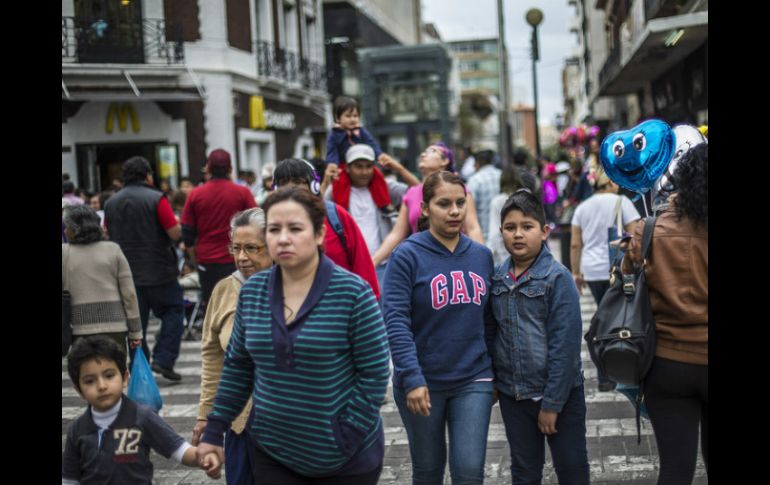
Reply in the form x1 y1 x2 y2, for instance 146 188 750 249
62 102 707 484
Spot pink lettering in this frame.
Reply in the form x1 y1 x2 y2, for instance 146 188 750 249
450 271 471 304
469 272 486 305
431 274 448 310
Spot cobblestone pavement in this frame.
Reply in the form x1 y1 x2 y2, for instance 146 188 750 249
62 238 707 484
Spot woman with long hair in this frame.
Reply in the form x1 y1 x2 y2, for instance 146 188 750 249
382 170 495 484
621 144 708 484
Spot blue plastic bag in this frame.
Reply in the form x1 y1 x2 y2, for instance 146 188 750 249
615 383 649 420
128 350 163 412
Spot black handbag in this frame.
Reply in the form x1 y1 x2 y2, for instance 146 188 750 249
585 216 656 443
62 246 72 357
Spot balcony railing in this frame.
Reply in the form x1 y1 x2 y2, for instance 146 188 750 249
257 41 327 92
62 16 184 65
598 44 620 90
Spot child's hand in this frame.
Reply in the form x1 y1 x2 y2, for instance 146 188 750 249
129 339 142 349
201 452 221 479
538 409 559 435
196 443 224 476
324 163 340 182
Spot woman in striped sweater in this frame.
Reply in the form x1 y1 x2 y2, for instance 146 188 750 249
197 187 390 484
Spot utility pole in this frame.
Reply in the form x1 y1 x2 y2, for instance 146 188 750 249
496 0 510 165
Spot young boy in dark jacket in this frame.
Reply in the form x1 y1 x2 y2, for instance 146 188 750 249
489 189 589 485
62 336 218 484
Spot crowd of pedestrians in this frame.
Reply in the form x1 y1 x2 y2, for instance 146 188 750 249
62 110 708 485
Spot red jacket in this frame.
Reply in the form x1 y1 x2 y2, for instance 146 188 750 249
323 203 380 299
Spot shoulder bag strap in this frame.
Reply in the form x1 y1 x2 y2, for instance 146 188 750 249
634 215 656 444
640 216 657 262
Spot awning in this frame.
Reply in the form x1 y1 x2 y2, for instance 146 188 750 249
598 11 708 96
62 64 206 101
62 90 204 101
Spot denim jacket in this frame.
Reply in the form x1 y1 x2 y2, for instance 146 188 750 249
489 244 584 413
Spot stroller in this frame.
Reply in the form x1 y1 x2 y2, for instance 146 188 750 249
178 260 204 341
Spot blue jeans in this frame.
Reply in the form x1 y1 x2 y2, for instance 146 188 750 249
134 280 184 369
498 385 589 485
375 263 388 312
394 380 493 485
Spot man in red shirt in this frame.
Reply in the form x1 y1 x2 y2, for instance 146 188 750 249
181 149 257 308
272 158 380 299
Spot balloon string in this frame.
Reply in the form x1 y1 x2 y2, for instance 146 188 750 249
639 192 650 218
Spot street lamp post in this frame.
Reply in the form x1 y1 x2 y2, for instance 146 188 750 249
526 8 543 157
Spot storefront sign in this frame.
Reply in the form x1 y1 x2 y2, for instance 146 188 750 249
250 95 296 130
106 102 140 133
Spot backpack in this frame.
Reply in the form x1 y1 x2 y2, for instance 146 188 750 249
324 200 351 267
585 216 656 443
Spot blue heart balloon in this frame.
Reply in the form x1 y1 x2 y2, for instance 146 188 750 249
599 119 675 193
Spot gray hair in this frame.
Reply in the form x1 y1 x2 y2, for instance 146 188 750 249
63 205 104 244
229 207 266 240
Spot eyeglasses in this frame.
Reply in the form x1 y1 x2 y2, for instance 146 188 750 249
228 244 266 256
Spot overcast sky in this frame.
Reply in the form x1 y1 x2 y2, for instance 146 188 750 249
422 0 576 126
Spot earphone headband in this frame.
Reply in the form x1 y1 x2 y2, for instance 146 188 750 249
298 159 321 195
272 158 321 195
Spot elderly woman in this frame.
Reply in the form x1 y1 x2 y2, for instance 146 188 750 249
191 208 272 484
197 187 390 484
62 204 142 356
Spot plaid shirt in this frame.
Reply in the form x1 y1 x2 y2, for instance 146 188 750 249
467 164 502 241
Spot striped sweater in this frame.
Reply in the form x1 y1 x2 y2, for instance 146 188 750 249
201 255 390 476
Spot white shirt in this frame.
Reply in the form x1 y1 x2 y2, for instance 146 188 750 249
349 186 382 254
572 193 640 281
461 156 477 180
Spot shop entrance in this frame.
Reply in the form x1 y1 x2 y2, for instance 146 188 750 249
76 141 176 193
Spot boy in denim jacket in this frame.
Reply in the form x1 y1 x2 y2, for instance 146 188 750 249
488 189 589 485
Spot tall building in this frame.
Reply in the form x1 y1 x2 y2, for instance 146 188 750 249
564 0 707 133
358 44 453 170
514 105 537 156
323 0 421 100
62 0 330 191
447 38 504 149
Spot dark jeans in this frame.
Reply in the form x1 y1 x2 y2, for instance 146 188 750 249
251 444 382 485
587 280 613 387
498 385 590 485
198 262 236 305
133 280 184 369
586 280 610 305
393 381 494 485
645 357 708 484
